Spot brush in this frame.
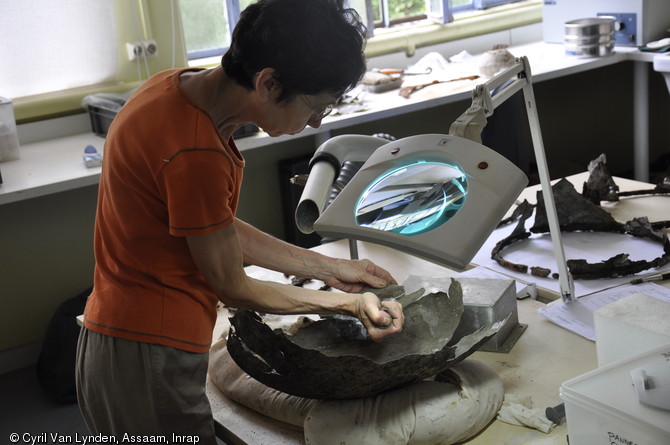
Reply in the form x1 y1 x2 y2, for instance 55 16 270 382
629 272 670 285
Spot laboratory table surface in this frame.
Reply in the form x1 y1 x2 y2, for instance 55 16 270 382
207 271 595 445
206 172 670 445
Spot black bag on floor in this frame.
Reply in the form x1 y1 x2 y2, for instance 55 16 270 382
36 287 91 403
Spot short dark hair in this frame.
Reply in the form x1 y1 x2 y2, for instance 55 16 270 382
222 0 367 102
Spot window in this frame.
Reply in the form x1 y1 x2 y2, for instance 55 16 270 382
0 1 118 99
179 0 254 60
179 0 230 59
367 0 428 27
179 0 524 61
364 0 523 33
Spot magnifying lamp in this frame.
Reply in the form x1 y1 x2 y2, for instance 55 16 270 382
296 56 575 303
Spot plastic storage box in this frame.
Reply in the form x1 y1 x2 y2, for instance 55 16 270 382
82 93 127 137
560 344 670 445
0 96 20 161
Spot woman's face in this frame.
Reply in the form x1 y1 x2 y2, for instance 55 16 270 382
259 92 339 137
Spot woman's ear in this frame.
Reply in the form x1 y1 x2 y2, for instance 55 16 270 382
255 68 280 102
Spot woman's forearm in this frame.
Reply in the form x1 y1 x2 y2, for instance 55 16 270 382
234 218 332 279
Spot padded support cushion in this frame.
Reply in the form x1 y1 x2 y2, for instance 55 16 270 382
209 338 504 444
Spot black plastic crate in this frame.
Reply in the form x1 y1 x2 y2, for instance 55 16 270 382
87 105 117 137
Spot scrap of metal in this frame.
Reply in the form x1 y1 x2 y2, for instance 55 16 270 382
492 154 670 280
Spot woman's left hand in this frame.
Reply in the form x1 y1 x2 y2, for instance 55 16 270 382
320 258 397 293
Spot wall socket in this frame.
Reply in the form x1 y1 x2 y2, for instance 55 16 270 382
126 40 158 61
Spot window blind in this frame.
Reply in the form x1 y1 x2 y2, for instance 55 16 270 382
0 0 118 99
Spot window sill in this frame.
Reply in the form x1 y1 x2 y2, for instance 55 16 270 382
365 0 542 58
13 82 142 125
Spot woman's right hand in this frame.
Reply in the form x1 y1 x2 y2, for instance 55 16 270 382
354 292 404 342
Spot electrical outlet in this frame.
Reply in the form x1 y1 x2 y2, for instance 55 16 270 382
142 40 158 57
126 42 143 61
126 40 158 61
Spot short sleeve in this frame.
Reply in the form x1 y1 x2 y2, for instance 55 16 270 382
158 148 239 236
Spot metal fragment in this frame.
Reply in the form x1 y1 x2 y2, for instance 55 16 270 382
227 279 506 399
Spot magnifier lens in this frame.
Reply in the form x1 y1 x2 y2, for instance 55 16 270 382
355 161 467 235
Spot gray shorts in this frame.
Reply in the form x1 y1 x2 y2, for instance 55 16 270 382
76 327 217 444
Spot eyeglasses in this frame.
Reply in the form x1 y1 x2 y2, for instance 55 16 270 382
299 95 335 121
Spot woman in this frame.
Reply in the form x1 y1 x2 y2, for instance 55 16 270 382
76 0 404 441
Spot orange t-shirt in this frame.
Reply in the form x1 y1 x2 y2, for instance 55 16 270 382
84 68 245 353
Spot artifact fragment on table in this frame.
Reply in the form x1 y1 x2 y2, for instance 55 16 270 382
227 279 506 399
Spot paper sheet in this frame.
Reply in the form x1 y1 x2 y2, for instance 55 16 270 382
537 282 670 341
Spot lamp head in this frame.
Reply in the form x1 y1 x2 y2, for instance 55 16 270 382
307 134 528 269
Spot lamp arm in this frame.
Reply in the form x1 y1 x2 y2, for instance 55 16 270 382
447 90 489 143
451 56 575 302
295 135 390 234
449 60 525 142
521 64 576 303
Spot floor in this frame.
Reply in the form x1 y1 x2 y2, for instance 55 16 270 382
0 365 230 444
0 365 88 438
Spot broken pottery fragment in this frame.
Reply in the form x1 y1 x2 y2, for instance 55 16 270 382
227 279 506 399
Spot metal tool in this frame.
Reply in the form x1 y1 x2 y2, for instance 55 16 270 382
377 306 392 330
630 271 670 285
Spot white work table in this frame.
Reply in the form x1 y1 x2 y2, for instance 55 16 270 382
207 249 597 445
0 41 659 206
206 172 670 444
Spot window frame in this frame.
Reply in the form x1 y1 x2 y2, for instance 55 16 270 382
363 0 540 58
367 0 523 35
474 0 521 9
427 0 453 25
